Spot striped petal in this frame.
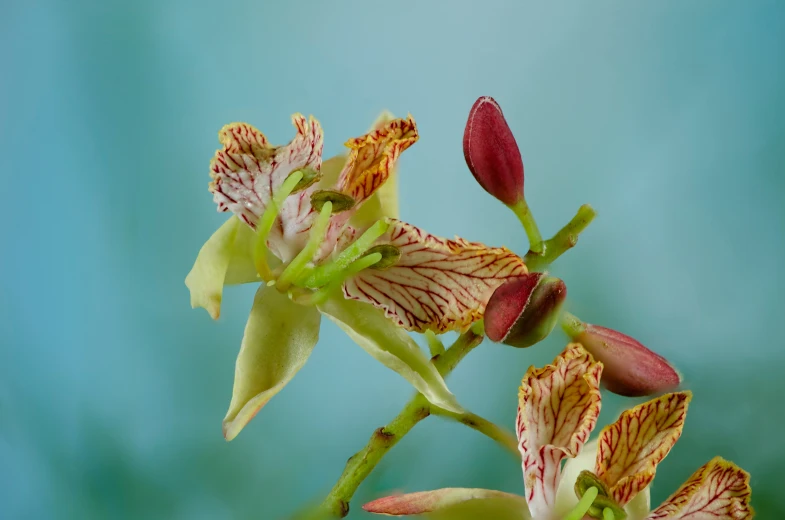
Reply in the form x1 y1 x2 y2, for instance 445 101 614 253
209 115 324 261
335 115 418 207
342 219 528 333
516 344 603 519
646 457 753 519
363 489 528 517
596 392 691 506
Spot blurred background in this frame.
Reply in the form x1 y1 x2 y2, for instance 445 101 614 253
2 0 784 518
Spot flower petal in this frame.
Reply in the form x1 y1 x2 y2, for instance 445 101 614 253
596 391 692 506
318 296 462 413
209 115 324 261
185 217 261 319
342 219 528 333
556 440 651 520
646 457 753 519
222 286 320 441
335 115 418 207
363 489 528 517
516 344 603 519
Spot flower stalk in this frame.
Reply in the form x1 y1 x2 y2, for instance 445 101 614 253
313 330 516 519
524 203 597 271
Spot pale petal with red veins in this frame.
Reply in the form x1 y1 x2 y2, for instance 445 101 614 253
646 457 753 519
342 219 528 333
516 344 603 519
596 391 692 506
362 488 528 517
208 115 324 261
335 115 418 206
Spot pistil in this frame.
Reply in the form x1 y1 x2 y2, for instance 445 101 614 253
275 201 333 291
564 486 599 520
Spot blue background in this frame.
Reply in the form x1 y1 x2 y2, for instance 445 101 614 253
2 1 783 518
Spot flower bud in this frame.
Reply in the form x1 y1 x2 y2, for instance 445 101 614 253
484 273 566 348
463 96 524 206
563 318 682 397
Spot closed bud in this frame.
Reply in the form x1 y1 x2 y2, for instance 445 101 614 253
463 96 524 206
484 273 567 348
563 316 682 397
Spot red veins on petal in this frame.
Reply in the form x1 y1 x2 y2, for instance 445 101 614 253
646 457 753 519
209 115 324 260
516 344 603 519
336 115 418 206
595 391 692 506
342 219 528 333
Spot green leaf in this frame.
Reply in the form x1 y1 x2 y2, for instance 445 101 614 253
223 286 321 441
318 296 462 413
185 216 260 319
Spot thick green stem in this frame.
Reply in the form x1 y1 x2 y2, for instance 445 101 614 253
525 204 596 271
510 198 544 254
314 331 505 518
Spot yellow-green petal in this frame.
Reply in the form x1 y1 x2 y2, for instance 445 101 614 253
185 216 260 320
223 286 320 441
318 296 462 413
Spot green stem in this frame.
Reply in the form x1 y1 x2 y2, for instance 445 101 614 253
510 198 544 254
524 204 596 272
315 331 506 518
424 330 445 357
560 311 586 339
430 407 518 455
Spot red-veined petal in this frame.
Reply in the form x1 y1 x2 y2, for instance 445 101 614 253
646 457 753 519
516 344 603 519
342 219 528 333
595 392 691 506
209 115 324 261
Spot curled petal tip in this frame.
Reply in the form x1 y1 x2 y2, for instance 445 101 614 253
463 96 524 206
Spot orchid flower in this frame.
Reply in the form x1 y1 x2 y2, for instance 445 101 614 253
185 112 528 440
363 344 753 519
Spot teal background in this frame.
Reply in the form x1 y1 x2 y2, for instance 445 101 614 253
2 1 783 518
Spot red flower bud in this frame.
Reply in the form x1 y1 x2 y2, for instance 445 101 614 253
463 96 524 206
484 273 566 348
565 320 682 397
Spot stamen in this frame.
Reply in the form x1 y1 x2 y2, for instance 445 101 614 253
603 507 615 520
300 219 389 289
253 170 304 281
564 486 599 520
293 252 383 306
275 201 333 291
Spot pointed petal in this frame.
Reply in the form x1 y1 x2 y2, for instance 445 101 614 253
516 344 603 519
342 219 528 333
222 286 320 441
318 296 462 413
336 115 418 207
646 457 753 519
185 217 260 319
596 391 692 506
209 115 324 260
556 440 651 520
363 489 528 517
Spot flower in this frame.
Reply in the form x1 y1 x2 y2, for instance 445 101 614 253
185 112 528 440
363 344 753 519
562 314 682 397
